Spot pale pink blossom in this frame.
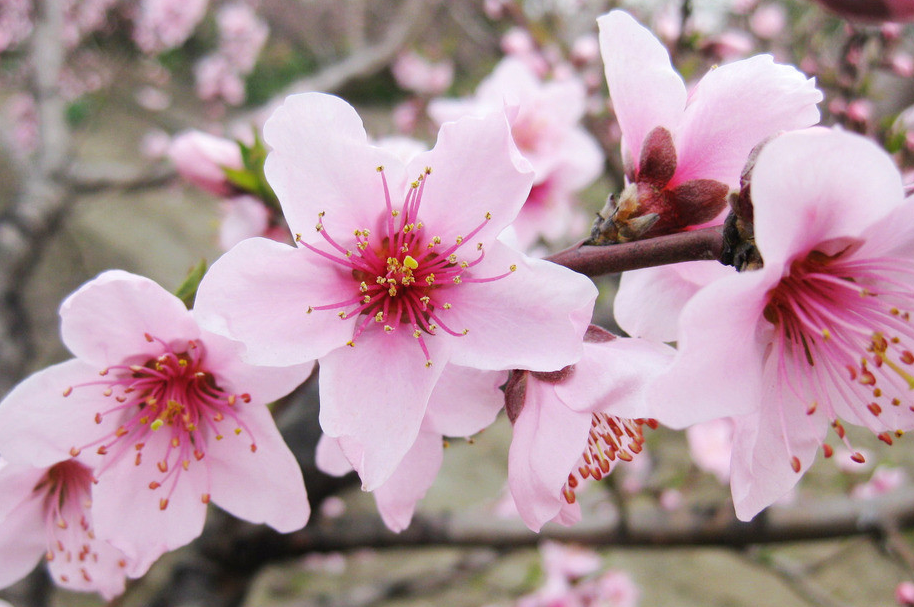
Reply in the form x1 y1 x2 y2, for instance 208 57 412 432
702 30 756 61
216 3 269 74
686 418 734 484
168 130 243 196
0 0 32 52
317 365 505 532
896 581 914 605
195 93 597 490
750 3 787 38
429 57 603 248
506 326 672 531
0 458 129 598
851 465 908 500
194 54 246 105
599 9 822 238
540 541 601 581
0 271 312 574
649 128 914 520
62 0 118 49
392 51 454 96
133 0 208 54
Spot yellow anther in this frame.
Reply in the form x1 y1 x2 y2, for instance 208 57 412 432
456 236 463 244
413 330 421 338
424 166 432 175
362 296 371 304
346 341 355 347
447 254 457 264
510 264 517 272
234 428 242 435
411 181 420 189
345 251 353 257
443 303 452 309
403 255 419 269
150 419 164 431
420 296 430 305
388 286 398 296
460 261 469 268
338 311 346 318
375 312 384 322
462 329 469 335
425 361 433 368
485 212 492 220
453 276 462 284
384 325 394 332
316 223 323 232
391 210 400 217
295 233 302 242
360 282 368 293
376 166 384 172
477 242 484 250
426 274 436 285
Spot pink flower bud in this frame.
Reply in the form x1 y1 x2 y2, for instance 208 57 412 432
897 581 914 605
168 130 243 196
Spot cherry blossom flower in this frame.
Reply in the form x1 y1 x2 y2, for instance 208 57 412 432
686 418 734 484
596 9 821 239
0 270 312 574
506 326 672 531
392 51 454 96
429 57 603 249
132 0 208 54
648 127 914 520
316 365 505 532
195 93 597 490
0 457 129 599
897 581 914 606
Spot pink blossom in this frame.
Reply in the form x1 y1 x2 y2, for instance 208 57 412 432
0 0 32 52
215 3 269 74
686 418 734 484
702 30 756 61
648 127 914 520
429 57 603 248
62 0 118 49
581 570 640 607
540 541 601 582
851 465 908 500
195 93 597 490
133 0 207 54
392 51 454 96
598 9 821 238
897 581 914 605
219 195 288 251
0 271 312 573
317 365 505 532
194 54 247 105
506 326 673 531
750 3 787 39
0 458 129 598
168 130 243 196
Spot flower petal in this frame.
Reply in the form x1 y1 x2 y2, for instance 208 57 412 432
598 10 686 174
315 434 354 477
60 270 198 368
752 128 905 267
446 241 596 372
206 404 310 533
318 326 448 490
673 54 822 187
373 429 443 533
424 365 506 437
194 237 356 366
0 491 45 588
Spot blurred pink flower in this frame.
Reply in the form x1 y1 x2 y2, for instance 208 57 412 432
216 3 269 74
0 0 32 52
750 3 788 38
851 465 908 500
897 581 914 605
0 271 312 574
194 54 246 105
168 129 243 196
686 418 734 484
195 93 597 490
0 458 129 599
507 327 672 531
133 0 207 54
649 128 914 520
392 51 454 96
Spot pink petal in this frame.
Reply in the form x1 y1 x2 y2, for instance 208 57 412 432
206 404 310 533
219 195 272 251
60 270 199 369
446 241 596 372
263 92 406 238
194 237 356 366
407 111 534 247
315 434 354 477
508 381 592 531
424 365 506 437
318 327 448 490
0 359 122 467
0 492 45 588
647 267 781 428
673 55 822 187
751 128 905 267
554 337 675 420
92 432 209 577
614 262 735 343
598 10 686 174
373 429 443 532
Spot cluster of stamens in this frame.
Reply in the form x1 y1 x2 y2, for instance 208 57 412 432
296 166 516 365
65 334 254 510
764 248 914 471
562 414 657 504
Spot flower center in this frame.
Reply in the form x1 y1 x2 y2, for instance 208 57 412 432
763 246 914 468
562 414 657 504
296 166 516 365
64 334 254 510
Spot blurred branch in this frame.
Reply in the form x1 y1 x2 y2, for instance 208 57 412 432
742 549 855 607
66 161 176 194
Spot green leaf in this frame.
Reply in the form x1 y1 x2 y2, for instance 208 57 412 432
175 259 208 309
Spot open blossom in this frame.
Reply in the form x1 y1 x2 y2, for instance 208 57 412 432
0 271 312 574
0 458 129 598
317 365 505 532
195 92 597 490
648 128 914 520
596 10 821 240
429 57 603 248
506 326 673 531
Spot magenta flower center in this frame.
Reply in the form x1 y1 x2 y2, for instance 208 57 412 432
35 460 123 583
562 414 655 504
764 247 914 468
65 335 254 510
297 166 515 364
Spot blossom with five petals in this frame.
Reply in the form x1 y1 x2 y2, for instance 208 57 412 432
0 270 312 574
194 93 597 491
648 128 914 520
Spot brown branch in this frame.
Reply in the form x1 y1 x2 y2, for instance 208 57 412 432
544 225 725 277
66 161 176 194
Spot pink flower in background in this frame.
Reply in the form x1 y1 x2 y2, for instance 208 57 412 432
168 130 243 196
0 271 312 574
0 0 32 52
219 195 288 251
133 0 208 54
216 3 268 74
507 326 672 531
686 418 734 484
317 366 505 532
392 51 454 96
851 465 908 500
195 93 597 490
0 458 129 598
649 128 914 520
194 54 246 105
897 581 914 605
429 57 603 248
598 9 821 238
